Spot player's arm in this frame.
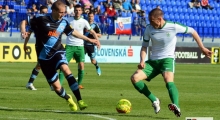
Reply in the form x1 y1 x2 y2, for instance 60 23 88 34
72 30 98 45
175 23 212 58
138 28 150 69
20 20 29 39
23 31 32 52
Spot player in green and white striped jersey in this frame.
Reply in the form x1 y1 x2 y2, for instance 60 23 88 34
130 8 212 117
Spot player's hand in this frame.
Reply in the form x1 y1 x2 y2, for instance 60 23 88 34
96 40 101 50
23 44 28 52
21 32 30 39
201 47 213 58
137 61 145 69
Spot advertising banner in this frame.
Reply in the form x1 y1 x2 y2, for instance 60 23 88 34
211 47 220 64
114 17 132 35
85 45 147 63
175 47 211 63
0 43 76 63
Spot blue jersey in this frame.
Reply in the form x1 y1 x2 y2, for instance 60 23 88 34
84 22 101 45
28 14 74 60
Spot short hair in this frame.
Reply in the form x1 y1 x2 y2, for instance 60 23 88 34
149 8 164 18
88 11 94 16
74 4 83 10
51 0 66 11
40 5 48 12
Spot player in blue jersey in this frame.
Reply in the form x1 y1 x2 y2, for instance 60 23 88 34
84 11 102 76
27 1 99 111
20 5 48 90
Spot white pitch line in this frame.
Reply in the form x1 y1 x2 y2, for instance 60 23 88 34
0 106 116 120
87 114 117 120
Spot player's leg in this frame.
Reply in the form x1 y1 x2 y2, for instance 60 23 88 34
39 58 77 111
86 45 101 76
161 58 181 117
130 60 160 113
26 62 41 90
75 46 85 89
60 63 88 110
59 45 73 85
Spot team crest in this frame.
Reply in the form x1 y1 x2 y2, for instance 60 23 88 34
118 22 124 30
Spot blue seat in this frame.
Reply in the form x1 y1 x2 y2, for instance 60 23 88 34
140 0 146 5
197 8 203 14
127 12 132 17
169 14 174 21
142 5 147 11
184 14 189 20
175 1 181 6
203 9 208 14
199 14 204 21
163 7 168 12
145 0 150 5
171 1 176 6
187 9 193 13
194 15 199 21
151 0 157 5
172 7 178 13
209 16 214 21
177 7 183 13
121 12 127 17
167 7 173 13
182 8 188 13
179 13 184 20
164 14 170 20
174 13 179 21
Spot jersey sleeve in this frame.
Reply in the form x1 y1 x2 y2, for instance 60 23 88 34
63 20 74 36
28 16 37 32
142 26 150 47
85 20 92 30
175 22 188 34
94 23 101 34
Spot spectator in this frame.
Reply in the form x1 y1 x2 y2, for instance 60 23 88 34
122 0 134 12
112 0 123 11
189 0 201 9
0 5 15 32
95 5 102 15
106 4 117 17
100 12 108 34
133 15 140 35
201 0 214 9
103 0 113 9
31 4 39 13
80 0 92 9
134 0 141 13
138 11 147 35
67 2 74 16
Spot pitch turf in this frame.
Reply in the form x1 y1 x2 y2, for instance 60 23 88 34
0 63 219 120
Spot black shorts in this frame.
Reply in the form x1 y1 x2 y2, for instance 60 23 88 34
38 52 68 83
84 45 95 59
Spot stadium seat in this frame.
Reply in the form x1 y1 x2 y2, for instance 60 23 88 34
151 0 156 5
141 5 147 11
194 15 199 21
121 12 127 17
140 0 146 5
127 12 132 17
94 1 99 8
177 7 183 13
175 1 181 6
197 8 203 14
163 7 168 12
145 0 150 5
171 1 176 6
203 9 208 14
184 14 189 20
167 7 173 13
164 14 170 20
172 7 178 13
182 8 188 13
169 14 174 21
174 13 179 21
179 13 184 20
199 14 205 21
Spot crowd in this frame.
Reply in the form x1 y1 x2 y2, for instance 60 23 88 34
0 0 219 35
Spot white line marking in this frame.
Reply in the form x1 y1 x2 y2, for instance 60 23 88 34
87 114 116 120
0 106 116 120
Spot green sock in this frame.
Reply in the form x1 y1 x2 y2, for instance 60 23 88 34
166 82 180 108
59 71 65 86
78 69 84 85
133 81 157 102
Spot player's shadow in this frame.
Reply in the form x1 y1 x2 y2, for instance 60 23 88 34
0 107 169 119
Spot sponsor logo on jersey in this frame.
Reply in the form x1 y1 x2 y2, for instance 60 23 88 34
48 30 60 37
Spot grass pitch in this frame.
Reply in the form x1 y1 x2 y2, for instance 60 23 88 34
0 63 219 120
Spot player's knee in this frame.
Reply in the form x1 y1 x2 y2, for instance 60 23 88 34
130 74 139 83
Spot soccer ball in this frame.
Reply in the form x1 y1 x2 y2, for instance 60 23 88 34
116 99 132 113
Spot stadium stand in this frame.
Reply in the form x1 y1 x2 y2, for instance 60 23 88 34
0 0 220 41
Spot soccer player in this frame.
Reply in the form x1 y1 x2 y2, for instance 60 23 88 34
59 5 100 89
28 1 99 111
84 11 102 76
130 8 212 117
20 5 48 90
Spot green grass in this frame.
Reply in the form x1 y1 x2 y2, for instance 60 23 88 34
0 63 219 120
